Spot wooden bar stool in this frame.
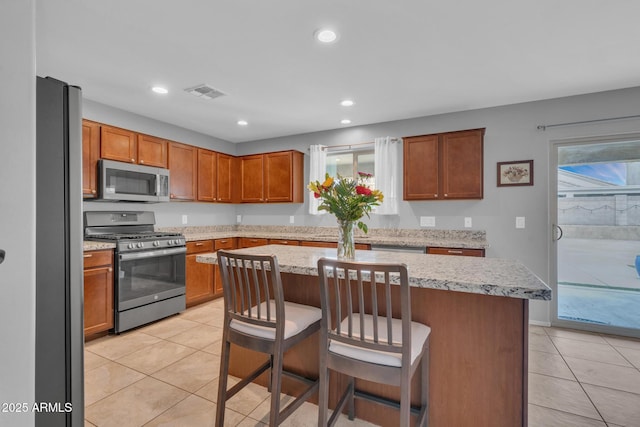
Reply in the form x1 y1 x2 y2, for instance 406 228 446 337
215 250 321 426
317 258 431 427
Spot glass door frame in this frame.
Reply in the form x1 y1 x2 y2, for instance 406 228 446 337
549 133 640 339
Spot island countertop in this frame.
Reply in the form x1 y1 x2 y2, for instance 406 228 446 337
196 244 551 301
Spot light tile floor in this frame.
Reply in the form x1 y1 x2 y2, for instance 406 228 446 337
85 299 640 426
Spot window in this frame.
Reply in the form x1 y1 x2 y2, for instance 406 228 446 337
326 150 375 186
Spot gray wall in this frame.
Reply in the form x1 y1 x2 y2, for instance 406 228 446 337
0 1 36 425
82 100 238 227
236 87 640 324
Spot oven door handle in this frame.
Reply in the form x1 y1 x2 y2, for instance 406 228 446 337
119 247 186 261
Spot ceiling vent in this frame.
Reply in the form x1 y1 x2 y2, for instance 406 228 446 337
184 84 226 100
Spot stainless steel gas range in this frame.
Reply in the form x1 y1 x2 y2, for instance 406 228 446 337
84 211 186 333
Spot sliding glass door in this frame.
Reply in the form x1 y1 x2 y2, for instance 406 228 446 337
551 136 640 338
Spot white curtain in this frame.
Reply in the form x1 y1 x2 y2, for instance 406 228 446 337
374 137 401 215
308 144 327 215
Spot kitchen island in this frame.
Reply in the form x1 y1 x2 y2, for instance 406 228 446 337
197 245 551 427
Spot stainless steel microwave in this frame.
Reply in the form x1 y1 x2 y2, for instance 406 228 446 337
98 159 170 202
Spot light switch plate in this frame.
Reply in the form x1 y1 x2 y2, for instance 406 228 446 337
516 216 525 229
181 214 188 225
289 215 295 224
464 217 472 228
236 215 242 223
420 216 436 227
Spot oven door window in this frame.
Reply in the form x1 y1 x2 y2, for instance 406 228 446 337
117 251 186 311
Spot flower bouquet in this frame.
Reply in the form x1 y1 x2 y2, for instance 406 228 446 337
308 172 383 259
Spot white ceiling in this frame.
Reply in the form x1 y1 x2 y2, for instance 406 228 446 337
36 0 640 143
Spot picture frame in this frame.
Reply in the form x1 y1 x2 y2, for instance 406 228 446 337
497 160 534 187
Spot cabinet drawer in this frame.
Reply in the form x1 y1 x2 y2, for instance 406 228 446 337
427 247 485 257
83 250 113 269
268 239 300 246
215 238 236 250
239 237 269 248
300 241 337 248
187 240 214 254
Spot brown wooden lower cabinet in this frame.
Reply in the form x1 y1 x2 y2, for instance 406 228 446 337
214 238 237 296
267 239 300 246
238 237 268 248
186 240 215 307
427 247 485 257
83 250 114 337
300 240 370 250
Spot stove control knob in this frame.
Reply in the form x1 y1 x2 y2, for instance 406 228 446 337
128 243 135 249
137 242 144 248
153 240 160 247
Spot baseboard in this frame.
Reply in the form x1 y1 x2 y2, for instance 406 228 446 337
529 320 551 327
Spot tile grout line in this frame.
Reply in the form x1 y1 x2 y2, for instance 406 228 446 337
542 327 609 425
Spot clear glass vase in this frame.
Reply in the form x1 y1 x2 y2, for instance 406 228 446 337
337 219 356 260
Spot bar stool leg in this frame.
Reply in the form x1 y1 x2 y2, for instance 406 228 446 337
216 337 231 427
269 347 284 426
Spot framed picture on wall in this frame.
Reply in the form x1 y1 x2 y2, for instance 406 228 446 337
497 160 534 187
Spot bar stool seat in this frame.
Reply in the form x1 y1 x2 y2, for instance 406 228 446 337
216 250 321 427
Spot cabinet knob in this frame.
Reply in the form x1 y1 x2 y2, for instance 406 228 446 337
108 268 113 272
140 160 144 164
444 194 448 197
195 243 204 246
83 254 92 258
92 190 97 194
434 194 438 197
131 158 135 162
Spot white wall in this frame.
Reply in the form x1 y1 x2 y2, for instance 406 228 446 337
0 1 36 426
236 87 640 323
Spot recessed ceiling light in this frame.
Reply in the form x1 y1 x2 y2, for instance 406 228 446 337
315 29 338 43
340 99 354 107
151 86 168 94
237 120 248 126
341 119 351 125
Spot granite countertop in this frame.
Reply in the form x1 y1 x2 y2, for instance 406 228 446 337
197 244 551 301
83 241 116 251
167 225 489 250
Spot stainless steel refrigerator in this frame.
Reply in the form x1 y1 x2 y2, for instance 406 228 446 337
36 76 84 426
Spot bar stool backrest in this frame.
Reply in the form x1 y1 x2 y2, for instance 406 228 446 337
217 250 285 336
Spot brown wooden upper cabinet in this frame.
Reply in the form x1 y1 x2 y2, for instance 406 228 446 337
100 125 137 164
137 134 167 168
240 150 304 203
216 153 236 203
168 141 197 201
403 128 484 200
101 125 168 168
82 119 101 198
197 148 217 202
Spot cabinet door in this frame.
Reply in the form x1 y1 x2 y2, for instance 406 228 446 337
268 239 300 246
241 154 265 202
216 153 233 203
168 141 197 200
197 149 217 202
214 238 237 296
137 134 167 168
100 125 137 164
84 265 114 336
264 151 294 202
441 129 484 199
403 135 439 200
186 241 215 306
82 120 100 198
300 241 337 248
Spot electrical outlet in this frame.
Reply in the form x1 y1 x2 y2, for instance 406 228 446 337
516 216 525 229
236 215 242 223
181 214 188 225
289 215 295 224
464 217 472 228
420 216 436 227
